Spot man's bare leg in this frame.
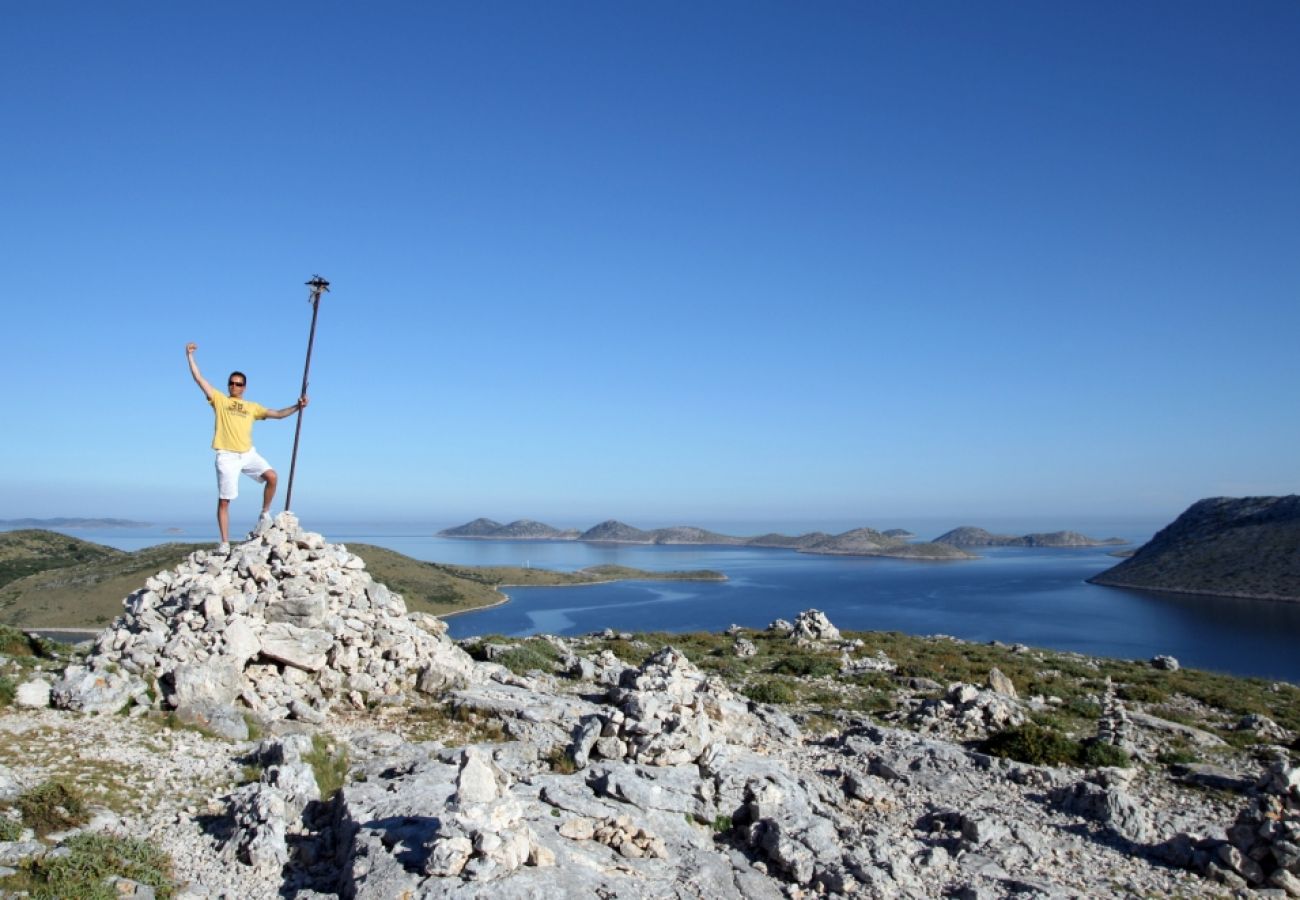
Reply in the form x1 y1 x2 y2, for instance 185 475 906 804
217 499 231 544
261 470 278 516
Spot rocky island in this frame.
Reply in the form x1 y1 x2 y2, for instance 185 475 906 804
934 527 1128 548
0 517 151 529
441 519 974 561
1090 495 1300 602
0 514 1297 897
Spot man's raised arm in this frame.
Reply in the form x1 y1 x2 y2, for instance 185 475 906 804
186 343 216 400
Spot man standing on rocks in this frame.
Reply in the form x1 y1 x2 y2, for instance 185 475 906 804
186 342 308 552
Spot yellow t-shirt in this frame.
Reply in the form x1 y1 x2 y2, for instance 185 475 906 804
209 393 268 452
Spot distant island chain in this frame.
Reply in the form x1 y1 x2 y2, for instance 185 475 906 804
439 518 1129 561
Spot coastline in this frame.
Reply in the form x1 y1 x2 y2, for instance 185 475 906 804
1086 577 1300 604
433 571 729 620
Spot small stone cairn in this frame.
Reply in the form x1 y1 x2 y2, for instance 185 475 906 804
569 646 757 768
905 676 1024 739
54 513 475 733
1095 677 1134 751
790 609 841 643
424 748 555 881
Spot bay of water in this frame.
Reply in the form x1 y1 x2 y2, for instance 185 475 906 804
11 517 1300 683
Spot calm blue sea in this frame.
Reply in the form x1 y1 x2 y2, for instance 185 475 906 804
9 517 1299 683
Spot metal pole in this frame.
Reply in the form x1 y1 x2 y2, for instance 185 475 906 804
284 276 329 512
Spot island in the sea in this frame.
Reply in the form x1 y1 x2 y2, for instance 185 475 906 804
1090 495 1300 602
0 517 151 529
933 527 1127 548
439 518 974 560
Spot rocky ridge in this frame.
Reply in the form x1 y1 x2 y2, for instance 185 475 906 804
934 527 1127 548
1090 495 1300 601
1 520 1298 897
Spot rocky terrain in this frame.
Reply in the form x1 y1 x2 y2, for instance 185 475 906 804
1090 495 1300 602
1 515 1298 897
442 519 972 560
934 527 1128 548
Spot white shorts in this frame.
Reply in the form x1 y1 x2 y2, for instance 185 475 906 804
215 449 273 501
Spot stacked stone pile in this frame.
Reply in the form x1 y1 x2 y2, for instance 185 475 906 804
1095 677 1135 751
839 649 896 676
569 646 759 768
53 513 476 732
903 680 1025 739
1157 759 1300 892
790 608 841 643
226 735 322 876
423 748 555 880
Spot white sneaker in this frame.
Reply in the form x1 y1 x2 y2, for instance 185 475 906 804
258 511 273 526
217 542 230 554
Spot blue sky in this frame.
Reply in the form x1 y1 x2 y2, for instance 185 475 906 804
2 1 1297 529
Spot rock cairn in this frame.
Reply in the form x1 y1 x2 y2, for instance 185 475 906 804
1157 759 1300 891
569 646 757 768
905 681 1024 739
790 608 841 643
1095 677 1134 750
424 748 555 880
54 513 475 733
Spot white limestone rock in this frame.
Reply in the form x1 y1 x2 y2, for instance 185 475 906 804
13 678 51 709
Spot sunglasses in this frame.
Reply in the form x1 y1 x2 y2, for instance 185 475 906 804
228 381 246 387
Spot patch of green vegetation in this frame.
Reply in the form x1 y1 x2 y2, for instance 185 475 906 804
0 816 22 841
304 734 350 801
0 674 15 707
982 723 1081 767
401 702 507 744
712 814 734 833
744 679 796 705
17 780 89 837
243 714 264 743
0 623 43 656
981 724 1131 769
496 639 562 676
769 651 839 679
0 542 195 628
0 530 124 591
1077 740 1132 768
10 831 173 899
1157 745 1200 767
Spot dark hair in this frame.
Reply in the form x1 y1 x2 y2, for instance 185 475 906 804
228 371 247 384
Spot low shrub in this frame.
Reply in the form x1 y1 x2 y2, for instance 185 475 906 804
497 640 561 675
17 831 174 899
0 674 15 707
0 816 23 841
1117 683 1167 704
981 724 1080 767
745 680 796 705
17 780 89 836
769 653 839 679
1157 746 1200 767
1077 740 1131 768
304 734 350 801
0 624 43 657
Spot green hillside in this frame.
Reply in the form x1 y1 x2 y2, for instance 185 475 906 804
0 530 125 589
0 531 723 628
